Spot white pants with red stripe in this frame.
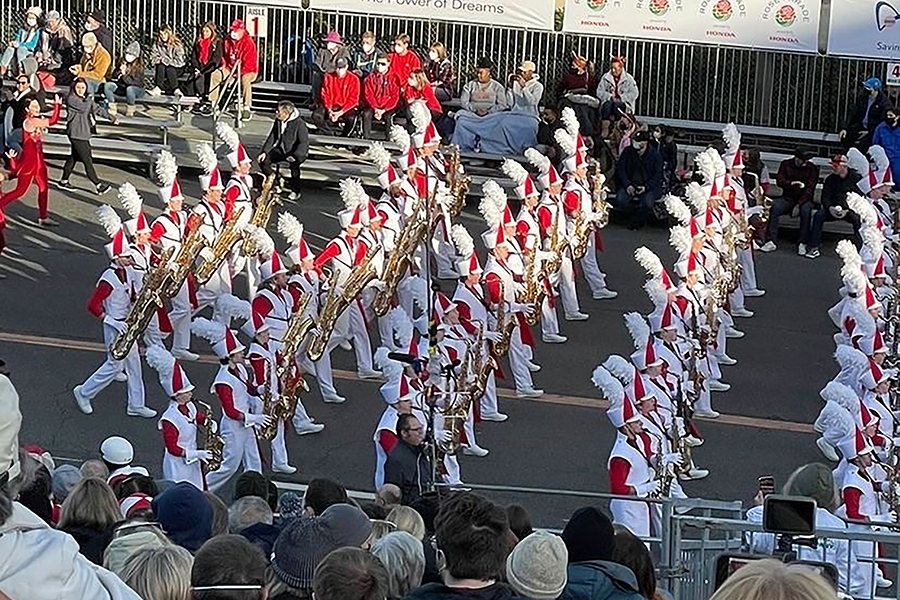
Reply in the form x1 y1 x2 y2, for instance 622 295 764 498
206 416 262 492
579 233 608 294
80 323 146 411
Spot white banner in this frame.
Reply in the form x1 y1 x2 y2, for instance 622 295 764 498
309 0 555 30
563 0 820 53
828 0 900 59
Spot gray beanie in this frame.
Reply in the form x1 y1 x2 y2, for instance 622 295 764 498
125 41 141 58
51 464 83 501
506 531 569 600
271 504 372 589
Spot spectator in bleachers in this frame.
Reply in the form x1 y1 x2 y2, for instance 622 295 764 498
148 25 186 97
206 19 258 122
0 7 43 77
371 531 425 597
425 42 453 103
258 100 309 198
1 73 43 154
596 56 638 140
388 34 421 88
69 32 110 95
403 69 442 117
189 22 223 112
59 78 116 194
352 31 378 78
313 56 360 137
452 57 509 152
558 55 599 138
384 413 432 506
651 124 678 193
119 545 193 600
311 30 351 108
495 59 543 154
103 42 146 116
807 154 862 260
191 535 268 599
614 129 663 230
362 53 400 139
83 10 113 67
35 10 75 84
840 77 889 151
760 149 819 254
873 106 900 179
57 477 122 565
536 106 564 163
313 547 390 600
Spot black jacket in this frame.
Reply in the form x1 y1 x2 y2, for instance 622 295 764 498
191 38 224 75
60 524 115 565
261 111 309 161
846 90 890 134
616 144 663 199
821 172 862 210
384 439 433 506
403 583 523 600
93 25 113 62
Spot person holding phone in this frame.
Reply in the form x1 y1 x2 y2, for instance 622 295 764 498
760 149 819 254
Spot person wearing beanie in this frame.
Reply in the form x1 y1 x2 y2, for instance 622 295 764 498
558 507 642 600
51 463 83 523
744 463 866 597
506 531 568 600
151 481 213 553
84 10 113 67
841 77 889 150
234 471 279 511
102 40 146 116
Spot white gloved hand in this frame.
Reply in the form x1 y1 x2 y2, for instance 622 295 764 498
484 331 501 342
438 430 452 444
207 419 218 434
830 206 845 219
244 413 272 428
663 452 682 468
635 480 661 496
186 449 212 463
510 302 531 314
536 250 554 262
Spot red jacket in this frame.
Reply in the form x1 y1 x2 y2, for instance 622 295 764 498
388 51 421 87
364 71 400 111
223 32 258 75
404 84 442 114
322 71 361 113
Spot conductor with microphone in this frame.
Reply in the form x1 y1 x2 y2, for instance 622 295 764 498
384 412 433 505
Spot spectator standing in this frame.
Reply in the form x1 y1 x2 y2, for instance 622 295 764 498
708 559 839 600
873 106 900 178
352 31 378 78
505 505 533 542
206 19 258 122
119 545 193 600
103 42 146 116
371 531 426 598
59 78 117 194
69 33 111 95
652 125 678 192
313 57 360 137
258 100 309 198
383 413 433 506
425 42 453 103
312 30 351 108
57 477 123 565
614 129 663 230
558 507 643 600
611 527 657 600
189 22 223 111
35 10 75 84
452 57 509 153
313 547 390 600
302 477 349 517
152 482 213 553
148 25 186 97
596 57 639 139
230 495 280 558
51 464 82 523
760 149 819 254
506 530 569 600
558 55 599 137
0 7 43 77
388 34 421 88
191 535 268 599
841 77 890 150
84 10 113 66
807 154 862 259
386 505 426 541
362 54 400 139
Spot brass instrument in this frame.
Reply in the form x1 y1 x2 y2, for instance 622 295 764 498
196 401 225 471
241 173 281 256
590 160 610 228
163 213 206 298
447 145 470 218
647 432 675 499
373 195 429 317
258 360 279 440
110 246 175 360
307 244 382 361
470 324 498 402
520 252 546 327
194 205 247 285
545 203 566 274
571 209 591 261
493 280 520 357
276 292 315 379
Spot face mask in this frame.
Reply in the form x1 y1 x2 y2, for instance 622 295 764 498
633 141 646 151
230 30 240 40
337 68 347 77
125 53 136 63
429 51 438 61
26 17 37 27
652 130 662 140
377 64 388 73
326 41 337 51
85 21 97 31
394 44 403 53
363 42 374 53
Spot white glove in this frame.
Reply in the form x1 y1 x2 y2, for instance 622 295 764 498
206 419 218 434
438 430 452 444
186 449 212 463
199 247 215 262
510 302 531 314
830 206 846 219
662 452 681 469
244 413 272 428
536 250 554 262
484 331 501 342
635 480 661 496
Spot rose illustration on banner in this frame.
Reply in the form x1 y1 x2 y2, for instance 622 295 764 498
649 0 669 16
876 1 900 30
774 3 796 27
587 0 608 11
712 0 733 21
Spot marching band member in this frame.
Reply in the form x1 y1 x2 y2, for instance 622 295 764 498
145 345 210 490
815 378 865 465
218 122 258 296
278 212 347 404
359 199 393 348
148 150 198 361
194 143 235 322
313 179 380 379
251 240 292 351
73 206 152 418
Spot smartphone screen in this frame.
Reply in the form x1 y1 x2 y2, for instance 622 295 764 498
763 495 817 535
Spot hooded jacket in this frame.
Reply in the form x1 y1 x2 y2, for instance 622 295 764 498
0 503 141 600
223 30 258 75
559 561 644 600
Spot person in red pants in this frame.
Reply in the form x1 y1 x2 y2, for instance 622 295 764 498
0 93 61 228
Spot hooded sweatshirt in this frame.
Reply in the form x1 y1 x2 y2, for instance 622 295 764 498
0 503 141 600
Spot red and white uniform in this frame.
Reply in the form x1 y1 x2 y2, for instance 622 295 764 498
193 199 233 305
518 204 560 338
288 269 341 401
484 255 535 395
538 191 581 318
839 466 891 594
608 432 661 538
453 280 500 418
159 401 207 489
149 210 195 353
563 176 610 295
251 286 294 346
205 364 263 492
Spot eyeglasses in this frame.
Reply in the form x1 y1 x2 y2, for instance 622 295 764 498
16 80 27 86
377 62 389 66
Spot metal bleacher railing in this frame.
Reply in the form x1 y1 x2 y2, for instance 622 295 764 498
1 0 898 137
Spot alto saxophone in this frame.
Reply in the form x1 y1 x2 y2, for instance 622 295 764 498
373 195 428 317
571 209 591 261
242 173 282 256
258 360 279 440
590 161 610 228
545 203 566 274
196 401 225 471
520 253 545 327
447 145 470 218
493 280 519 357
277 292 315 379
163 212 206 298
110 246 175 360
194 205 247 285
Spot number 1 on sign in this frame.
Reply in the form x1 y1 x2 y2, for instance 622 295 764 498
251 16 258 37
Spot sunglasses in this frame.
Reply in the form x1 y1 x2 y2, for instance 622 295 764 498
377 62 388 66
16 80 27 85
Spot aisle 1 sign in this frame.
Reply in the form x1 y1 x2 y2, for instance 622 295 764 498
246 6 268 38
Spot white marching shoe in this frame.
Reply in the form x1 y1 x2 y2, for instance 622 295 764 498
73 385 93 414
127 406 158 418
295 422 325 435
725 326 744 339
716 354 737 366
693 409 721 419
172 348 199 361
592 288 618 300
708 380 731 392
526 361 541 372
357 369 382 380
743 288 766 297
542 333 567 343
481 411 509 422
463 444 490 457
730 307 753 318
272 464 298 474
515 387 544 399
564 312 589 321
816 437 839 462
322 393 346 404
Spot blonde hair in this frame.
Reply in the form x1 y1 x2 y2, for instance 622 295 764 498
386 505 426 541
709 559 838 600
429 42 447 61
58 477 122 531
368 519 398 544
408 69 429 91
120 546 193 600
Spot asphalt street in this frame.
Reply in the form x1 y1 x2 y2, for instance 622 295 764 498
0 157 834 527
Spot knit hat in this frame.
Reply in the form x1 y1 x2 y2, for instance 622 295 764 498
51 464 83 501
278 491 305 520
561 507 616 563
234 471 278 511
0 376 22 482
104 528 169 575
506 531 569 600
271 504 372 589
152 482 213 553
124 41 141 58
784 463 836 511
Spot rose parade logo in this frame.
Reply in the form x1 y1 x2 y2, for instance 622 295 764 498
649 0 669 16
774 3 796 26
587 0 608 11
712 0 733 21
876 1 900 30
